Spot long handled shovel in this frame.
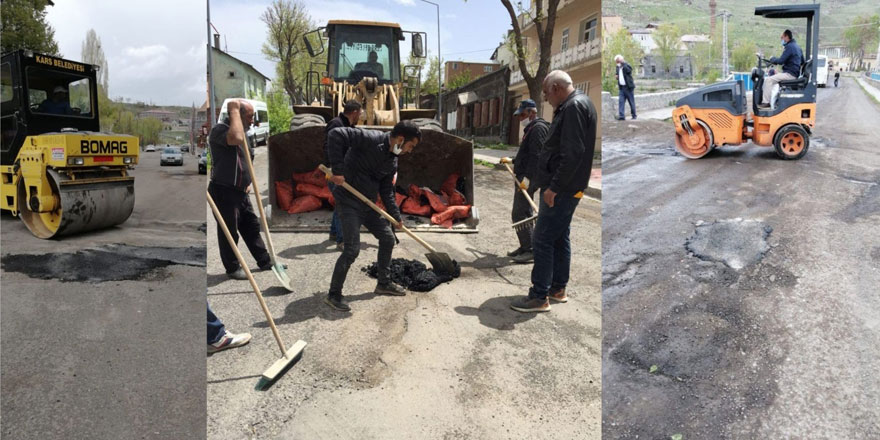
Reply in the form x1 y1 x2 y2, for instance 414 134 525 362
499 157 539 231
240 136 293 292
207 191 306 383
317 165 457 276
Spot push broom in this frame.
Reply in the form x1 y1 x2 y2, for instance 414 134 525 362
207 191 306 383
240 135 293 292
317 164 457 275
499 157 539 231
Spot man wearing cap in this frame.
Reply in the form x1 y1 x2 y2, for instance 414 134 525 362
325 99 363 251
38 86 74 115
508 99 549 264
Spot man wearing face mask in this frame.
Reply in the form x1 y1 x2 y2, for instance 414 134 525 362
207 99 273 280
508 99 549 263
511 70 596 313
323 121 422 311
759 29 802 108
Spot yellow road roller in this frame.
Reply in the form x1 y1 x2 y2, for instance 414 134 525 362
1 50 138 238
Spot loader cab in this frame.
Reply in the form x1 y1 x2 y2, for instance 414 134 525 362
326 22 404 85
1 50 100 165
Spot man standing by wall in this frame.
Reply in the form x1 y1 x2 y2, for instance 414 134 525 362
509 99 549 264
324 100 363 251
207 99 273 280
615 55 636 120
511 70 596 313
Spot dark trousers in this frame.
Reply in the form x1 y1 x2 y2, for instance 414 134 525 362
529 190 581 300
618 86 636 119
328 182 343 243
512 179 538 250
207 303 225 344
208 182 271 273
329 201 396 297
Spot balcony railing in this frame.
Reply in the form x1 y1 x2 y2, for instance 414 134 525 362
510 38 601 85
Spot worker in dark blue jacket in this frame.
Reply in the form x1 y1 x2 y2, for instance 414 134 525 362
323 121 422 312
324 100 362 250
760 29 803 107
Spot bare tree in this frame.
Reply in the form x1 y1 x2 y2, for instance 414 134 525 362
261 0 313 105
500 0 560 113
82 29 109 93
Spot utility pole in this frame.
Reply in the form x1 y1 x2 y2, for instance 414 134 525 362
206 0 216 130
720 10 732 78
418 0 442 121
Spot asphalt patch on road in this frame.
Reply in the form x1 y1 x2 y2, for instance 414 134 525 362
362 258 461 292
686 219 772 270
1 244 206 282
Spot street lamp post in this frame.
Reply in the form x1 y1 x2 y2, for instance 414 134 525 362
207 0 216 130
418 0 442 121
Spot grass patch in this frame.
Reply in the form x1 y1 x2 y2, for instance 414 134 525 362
475 142 517 151
473 158 497 168
856 78 880 107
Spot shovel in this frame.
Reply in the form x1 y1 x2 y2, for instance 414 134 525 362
317 164 457 276
499 157 539 231
240 135 293 292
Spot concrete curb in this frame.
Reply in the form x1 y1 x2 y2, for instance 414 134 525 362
473 151 602 201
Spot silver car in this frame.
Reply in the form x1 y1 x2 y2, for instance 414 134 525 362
160 146 183 166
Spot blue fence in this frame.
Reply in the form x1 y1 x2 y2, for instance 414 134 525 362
732 72 754 91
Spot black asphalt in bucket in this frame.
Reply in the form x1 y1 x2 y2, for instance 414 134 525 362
362 258 461 292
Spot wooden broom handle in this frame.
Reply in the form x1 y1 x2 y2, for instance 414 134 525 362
500 160 540 212
239 135 278 263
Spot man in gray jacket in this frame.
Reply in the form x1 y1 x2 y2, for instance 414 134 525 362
511 70 597 313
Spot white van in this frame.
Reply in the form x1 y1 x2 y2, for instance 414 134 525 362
816 55 828 88
218 98 270 146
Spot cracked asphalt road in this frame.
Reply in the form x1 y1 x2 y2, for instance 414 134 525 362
601 75 880 439
1 154 206 439
206 149 601 439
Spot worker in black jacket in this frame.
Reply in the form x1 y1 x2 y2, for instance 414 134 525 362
324 100 363 250
509 99 550 263
511 70 596 313
323 121 422 312
615 54 636 120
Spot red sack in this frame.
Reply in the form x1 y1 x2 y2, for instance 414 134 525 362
431 205 471 228
275 180 294 212
395 193 407 207
287 195 322 214
443 189 467 206
407 184 422 199
401 196 432 216
421 188 448 213
296 182 332 200
376 197 385 211
292 168 327 187
441 173 460 195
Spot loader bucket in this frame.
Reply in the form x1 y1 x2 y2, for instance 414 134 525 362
267 125 478 233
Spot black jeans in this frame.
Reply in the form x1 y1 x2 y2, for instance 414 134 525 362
529 190 581 300
208 182 271 273
329 201 396 297
512 179 538 250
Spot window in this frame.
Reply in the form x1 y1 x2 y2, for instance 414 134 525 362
651 65 656 73
331 25 398 82
578 16 598 44
26 67 92 117
561 28 570 51
229 71 235 78
680 65 684 73
484 65 493 73
1 63 12 103
453 62 458 70
574 81 589 94
257 110 268 124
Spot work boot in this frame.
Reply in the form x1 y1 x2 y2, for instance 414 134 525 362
507 247 527 257
548 287 568 303
510 296 550 313
336 242 345 251
374 282 406 296
512 250 534 264
226 268 247 280
324 294 351 312
208 331 252 354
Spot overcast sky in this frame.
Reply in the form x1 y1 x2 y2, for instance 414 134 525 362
47 0 513 107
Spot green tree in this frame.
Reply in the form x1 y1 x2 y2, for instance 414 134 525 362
446 69 474 90
422 56 440 96
81 29 109 93
844 14 880 71
1 0 60 55
653 24 681 77
401 52 435 105
266 86 293 136
731 40 757 72
602 28 644 92
261 0 320 105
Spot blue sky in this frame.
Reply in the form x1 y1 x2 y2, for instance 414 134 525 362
45 0 516 106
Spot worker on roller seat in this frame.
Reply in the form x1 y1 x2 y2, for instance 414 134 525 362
759 29 803 108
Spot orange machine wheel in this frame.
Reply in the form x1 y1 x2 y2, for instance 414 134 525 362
674 119 714 159
773 124 809 160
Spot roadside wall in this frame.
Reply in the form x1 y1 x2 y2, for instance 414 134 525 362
601 87 697 120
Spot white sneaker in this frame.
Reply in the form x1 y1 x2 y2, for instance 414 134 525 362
208 331 252 354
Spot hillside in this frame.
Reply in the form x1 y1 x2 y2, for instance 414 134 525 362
604 0 879 53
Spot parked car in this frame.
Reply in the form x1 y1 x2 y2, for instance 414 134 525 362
198 154 207 174
160 146 183 166
180 145 189 153
144 145 156 152
218 98 270 146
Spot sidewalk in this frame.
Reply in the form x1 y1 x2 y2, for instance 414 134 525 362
856 76 880 102
473 147 602 200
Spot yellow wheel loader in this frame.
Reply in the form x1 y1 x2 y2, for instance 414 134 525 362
267 20 477 232
1 50 138 238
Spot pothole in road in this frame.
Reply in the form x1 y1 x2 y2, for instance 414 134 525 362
0 244 206 283
686 219 772 270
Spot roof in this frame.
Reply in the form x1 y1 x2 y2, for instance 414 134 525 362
680 34 711 43
445 61 499 66
755 4 819 19
327 20 400 28
211 47 271 81
630 29 654 34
